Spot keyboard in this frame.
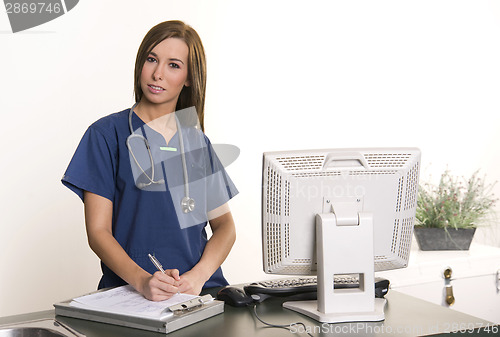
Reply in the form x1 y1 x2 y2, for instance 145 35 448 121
244 276 389 300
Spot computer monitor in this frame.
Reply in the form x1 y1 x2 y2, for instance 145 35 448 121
262 148 421 323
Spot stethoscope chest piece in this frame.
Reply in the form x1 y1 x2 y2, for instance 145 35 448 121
181 196 196 214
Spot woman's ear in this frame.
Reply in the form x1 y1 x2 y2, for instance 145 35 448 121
184 79 191 87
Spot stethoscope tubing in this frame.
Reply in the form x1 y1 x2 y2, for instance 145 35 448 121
127 103 194 213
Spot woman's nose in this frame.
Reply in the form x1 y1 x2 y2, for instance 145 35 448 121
153 67 164 81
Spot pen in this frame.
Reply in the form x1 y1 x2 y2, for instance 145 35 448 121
148 253 165 273
148 254 180 294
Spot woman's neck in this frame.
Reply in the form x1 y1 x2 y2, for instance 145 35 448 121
134 100 177 123
134 100 178 145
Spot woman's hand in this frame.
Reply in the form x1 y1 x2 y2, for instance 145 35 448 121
178 269 207 295
139 269 181 301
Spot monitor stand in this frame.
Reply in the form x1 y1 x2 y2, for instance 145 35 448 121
283 200 386 323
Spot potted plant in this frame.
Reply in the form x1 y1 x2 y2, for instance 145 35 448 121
414 169 497 251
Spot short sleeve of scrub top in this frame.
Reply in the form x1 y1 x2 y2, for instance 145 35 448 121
62 124 117 202
61 109 238 289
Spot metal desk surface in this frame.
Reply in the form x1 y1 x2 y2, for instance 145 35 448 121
0 288 495 337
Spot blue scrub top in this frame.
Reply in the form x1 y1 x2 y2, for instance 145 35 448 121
62 108 238 289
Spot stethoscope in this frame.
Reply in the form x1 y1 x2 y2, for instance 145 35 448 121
126 103 195 214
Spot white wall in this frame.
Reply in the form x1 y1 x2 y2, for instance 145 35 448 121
1 0 500 317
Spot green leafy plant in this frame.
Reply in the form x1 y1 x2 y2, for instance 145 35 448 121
416 170 498 229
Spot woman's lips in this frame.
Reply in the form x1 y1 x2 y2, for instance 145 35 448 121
148 84 165 94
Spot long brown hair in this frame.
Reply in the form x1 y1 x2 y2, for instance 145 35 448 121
134 21 207 131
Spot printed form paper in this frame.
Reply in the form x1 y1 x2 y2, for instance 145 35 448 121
70 285 198 319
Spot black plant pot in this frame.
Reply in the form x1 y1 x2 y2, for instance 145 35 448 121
414 227 476 251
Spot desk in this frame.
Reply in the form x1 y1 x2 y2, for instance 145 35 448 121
0 288 495 337
378 243 500 324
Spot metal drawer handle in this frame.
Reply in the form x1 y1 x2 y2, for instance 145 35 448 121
445 285 455 306
443 267 454 306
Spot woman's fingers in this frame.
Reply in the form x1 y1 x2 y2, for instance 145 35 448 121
143 272 178 301
153 271 179 287
140 269 184 301
165 268 181 282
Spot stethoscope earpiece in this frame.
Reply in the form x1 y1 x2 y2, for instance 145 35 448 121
127 104 194 213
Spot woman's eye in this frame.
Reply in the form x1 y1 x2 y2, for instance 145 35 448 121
146 57 157 63
169 63 180 69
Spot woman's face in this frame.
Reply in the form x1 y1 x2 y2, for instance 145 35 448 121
140 37 190 108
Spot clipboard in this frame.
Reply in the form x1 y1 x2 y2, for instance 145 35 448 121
54 291 224 334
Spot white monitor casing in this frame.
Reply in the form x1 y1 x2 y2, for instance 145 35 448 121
262 148 421 323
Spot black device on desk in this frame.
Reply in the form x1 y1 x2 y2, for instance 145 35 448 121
216 287 254 307
244 276 390 302
217 276 390 307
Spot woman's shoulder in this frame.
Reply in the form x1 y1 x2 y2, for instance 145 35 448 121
88 108 130 137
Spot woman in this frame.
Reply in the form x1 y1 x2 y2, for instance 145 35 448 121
62 20 238 301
